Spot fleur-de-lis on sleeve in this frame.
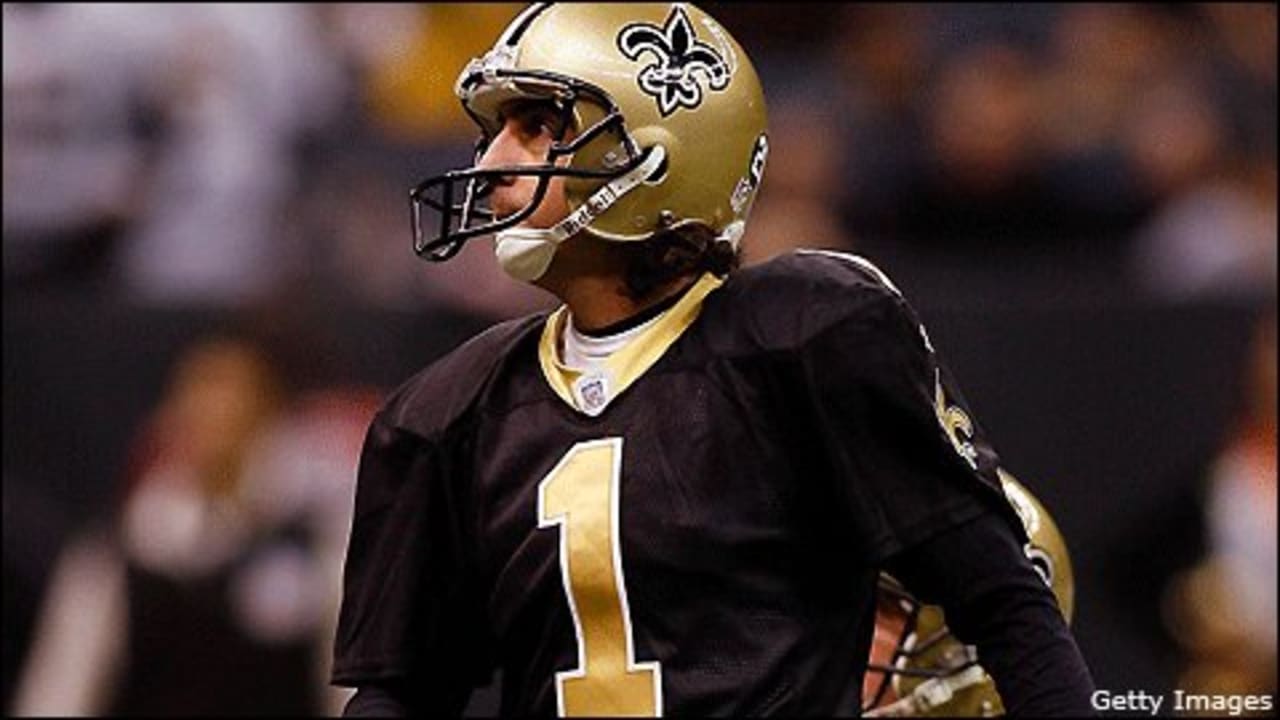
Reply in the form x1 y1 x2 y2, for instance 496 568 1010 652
934 368 979 470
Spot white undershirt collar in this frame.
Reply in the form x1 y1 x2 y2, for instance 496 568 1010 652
561 313 663 371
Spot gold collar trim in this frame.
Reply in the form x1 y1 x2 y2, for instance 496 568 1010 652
538 272 723 415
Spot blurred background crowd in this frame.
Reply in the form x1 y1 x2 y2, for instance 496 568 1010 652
3 3 1275 715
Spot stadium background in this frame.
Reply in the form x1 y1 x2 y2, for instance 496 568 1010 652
3 3 1274 714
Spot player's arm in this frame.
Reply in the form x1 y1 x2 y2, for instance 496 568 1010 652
797 254 1016 556
794 252 1096 713
331 413 493 717
885 510 1096 715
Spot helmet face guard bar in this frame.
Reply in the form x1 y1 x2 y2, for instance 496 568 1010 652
409 68 646 262
861 575 981 714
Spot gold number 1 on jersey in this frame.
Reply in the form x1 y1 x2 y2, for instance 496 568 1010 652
537 437 663 717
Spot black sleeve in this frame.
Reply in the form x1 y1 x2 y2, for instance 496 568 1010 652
331 413 493 715
800 270 1026 560
885 510 1097 716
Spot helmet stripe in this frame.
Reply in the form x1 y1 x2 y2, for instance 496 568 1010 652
497 2 554 47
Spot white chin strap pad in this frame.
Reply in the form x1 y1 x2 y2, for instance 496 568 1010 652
494 230 560 283
494 146 667 282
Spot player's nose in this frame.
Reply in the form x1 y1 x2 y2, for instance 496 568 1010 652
477 120 526 179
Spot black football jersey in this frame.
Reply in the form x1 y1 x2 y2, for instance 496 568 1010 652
332 250 1026 716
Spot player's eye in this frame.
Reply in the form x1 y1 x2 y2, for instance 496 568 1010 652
506 101 568 140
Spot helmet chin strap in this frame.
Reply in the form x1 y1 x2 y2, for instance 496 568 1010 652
495 146 667 282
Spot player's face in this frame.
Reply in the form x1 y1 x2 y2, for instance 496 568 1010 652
862 596 908 709
477 100 572 230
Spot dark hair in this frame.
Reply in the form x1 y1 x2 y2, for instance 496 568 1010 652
621 224 740 300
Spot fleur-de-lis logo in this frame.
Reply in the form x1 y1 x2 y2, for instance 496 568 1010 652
934 368 979 470
617 6 731 117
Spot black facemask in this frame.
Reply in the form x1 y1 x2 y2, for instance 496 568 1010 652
408 69 645 263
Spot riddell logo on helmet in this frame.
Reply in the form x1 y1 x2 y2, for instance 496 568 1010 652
617 6 732 116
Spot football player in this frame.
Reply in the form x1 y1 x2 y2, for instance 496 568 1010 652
332 4 1096 715
862 472 1078 716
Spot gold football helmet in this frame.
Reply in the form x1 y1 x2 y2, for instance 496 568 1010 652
409 3 769 280
862 470 1076 717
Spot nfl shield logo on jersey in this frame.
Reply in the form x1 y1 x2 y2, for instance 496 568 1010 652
573 373 612 416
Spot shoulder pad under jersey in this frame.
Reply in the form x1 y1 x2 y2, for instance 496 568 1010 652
377 313 548 439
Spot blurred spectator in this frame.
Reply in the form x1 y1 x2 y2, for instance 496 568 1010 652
1039 4 1186 158
1163 310 1277 697
830 2 1274 277
1035 4 1183 243
9 333 378 716
923 3 1061 61
1198 3 1277 158
740 91 854 265
1123 70 1229 209
3 4 346 306
1116 8 1276 303
828 3 931 245
1130 157 1276 302
889 42 1078 250
115 4 345 306
2 3 167 292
